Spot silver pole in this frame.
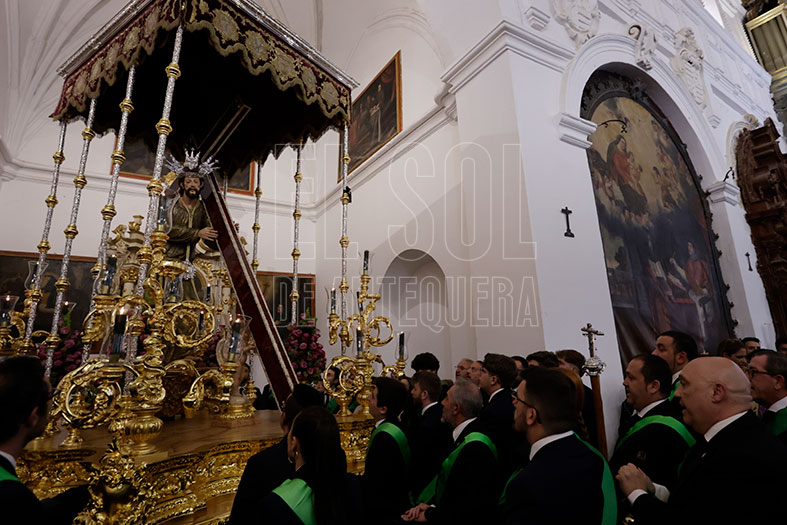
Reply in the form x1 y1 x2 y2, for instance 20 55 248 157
290 143 303 326
128 25 184 376
251 162 262 271
339 125 349 355
82 65 137 364
24 121 68 347
45 98 98 378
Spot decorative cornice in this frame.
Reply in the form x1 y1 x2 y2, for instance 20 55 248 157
706 180 740 206
522 6 551 31
557 112 597 149
442 20 575 93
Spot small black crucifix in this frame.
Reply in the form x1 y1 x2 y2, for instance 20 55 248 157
745 252 753 272
561 207 575 238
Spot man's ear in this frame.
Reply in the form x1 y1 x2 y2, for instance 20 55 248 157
379 405 388 417
647 380 661 396
710 381 726 403
676 351 688 367
25 406 40 429
775 374 786 392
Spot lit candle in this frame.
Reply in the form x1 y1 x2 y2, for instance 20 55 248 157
356 327 363 357
398 331 405 360
330 288 336 312
228 317 243 360
198 309 204 331
0 295 14 327
363 250 369 272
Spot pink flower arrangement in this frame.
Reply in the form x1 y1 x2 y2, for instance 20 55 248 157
285 312 326 384
36 319 83 387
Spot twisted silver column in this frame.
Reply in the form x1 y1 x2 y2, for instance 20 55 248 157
290 144 303 326
339 125 349 355
24 121 68 345
45 98 98 378
128 25 184 374
251 162 262 271
82 65 137 364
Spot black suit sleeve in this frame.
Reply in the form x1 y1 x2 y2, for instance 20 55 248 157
0 480 47 524
424 441 498 525
363 432 410 519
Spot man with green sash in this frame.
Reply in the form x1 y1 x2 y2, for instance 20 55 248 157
749 350 787 445
617 357 787 525
610 355 694 517
364 376 412 522
0 357 89 524
402 379 498 524
499 367 616 525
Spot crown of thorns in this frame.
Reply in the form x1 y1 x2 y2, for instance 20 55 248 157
165 149 220 177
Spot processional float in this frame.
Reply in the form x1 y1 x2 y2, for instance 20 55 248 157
0 1 406 523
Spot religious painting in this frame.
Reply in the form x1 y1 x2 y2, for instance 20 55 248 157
118 135 256 195
0 251 96 334
255 271 316 332
582 73 733 367
344 51 402 177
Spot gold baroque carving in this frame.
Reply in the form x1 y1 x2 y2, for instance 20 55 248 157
213 10 239 42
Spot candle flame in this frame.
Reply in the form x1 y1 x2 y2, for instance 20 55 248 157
118 307 126 315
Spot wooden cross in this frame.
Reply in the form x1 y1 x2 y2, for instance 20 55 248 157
561 207 575 238
745 252 753 271
580 323 604 358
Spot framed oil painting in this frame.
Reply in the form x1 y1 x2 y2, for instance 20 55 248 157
119 135 256 195
343 51 402 178
0 251 96 334
581 72 733 367
255 271 316 330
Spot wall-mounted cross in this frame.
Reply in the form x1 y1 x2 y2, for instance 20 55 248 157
745 252 753 271
561 207 575 238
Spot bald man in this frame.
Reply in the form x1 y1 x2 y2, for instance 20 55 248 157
617 357 787 525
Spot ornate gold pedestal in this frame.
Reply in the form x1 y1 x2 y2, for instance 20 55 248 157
336 413 374 468
21 411 284 524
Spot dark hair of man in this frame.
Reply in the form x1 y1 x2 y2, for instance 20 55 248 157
512 356 527 369
555 349 586 375
290 406 348 525
372 376 408 421
412 371 442 402
0 356 49 443
412 352 440 373
776 337 787 348
659 330 698 361
520 367 577 434
282 383 325 429
482 353 518 389
751 350 787 377
631 354 672 397
716 338 746 358
526 350 560 368
742 337 760 344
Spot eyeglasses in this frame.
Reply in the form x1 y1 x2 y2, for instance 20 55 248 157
511 391 535 409
747 368 775 378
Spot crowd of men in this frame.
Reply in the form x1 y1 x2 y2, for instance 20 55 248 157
2 331 787 524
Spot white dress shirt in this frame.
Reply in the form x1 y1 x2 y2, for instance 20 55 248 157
422 401 438 416
633 398 667 418
452 417 477 442
0 450 16 471
767 395 787 413
528 431 574 461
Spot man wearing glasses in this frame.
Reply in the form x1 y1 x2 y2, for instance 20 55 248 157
749 350 787 444
500 367 614 524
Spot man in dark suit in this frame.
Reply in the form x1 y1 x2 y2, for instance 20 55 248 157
478 353 519 476
402 379 498 524
0 357 89 524
557 349 599 447
748 350 787 444
500 367 615 525
618 357 787 525
409 371 453 494
651 330 697 411
364 376 412 522
229 383 324 524
611 354 693 518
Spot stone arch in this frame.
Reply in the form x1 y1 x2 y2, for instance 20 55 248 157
378 248 452 373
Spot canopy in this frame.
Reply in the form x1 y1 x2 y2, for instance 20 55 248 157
51 0 356 171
